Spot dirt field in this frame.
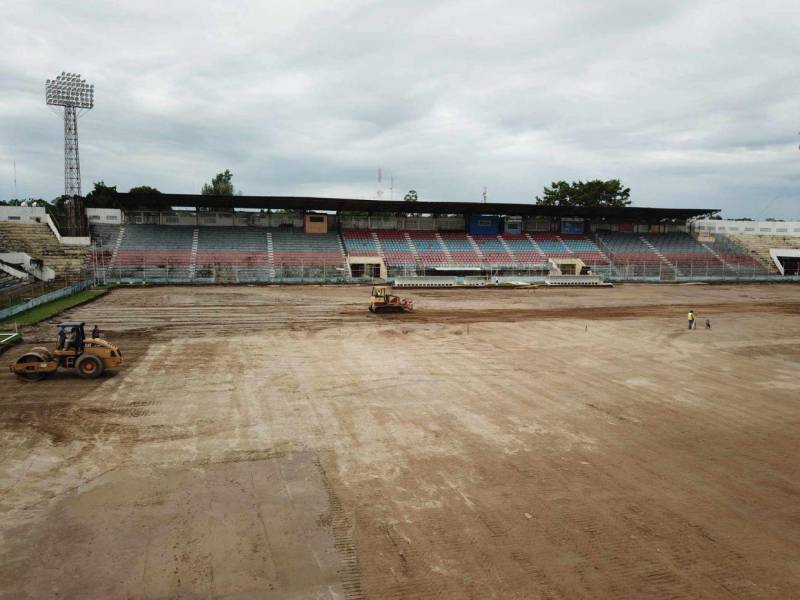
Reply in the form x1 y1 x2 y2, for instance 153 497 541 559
1 283 799 599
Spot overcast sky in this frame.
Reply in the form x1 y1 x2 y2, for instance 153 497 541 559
1 0 799 218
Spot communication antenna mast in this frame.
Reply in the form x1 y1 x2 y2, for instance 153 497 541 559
390 175 394 201
482 186 488 204
45 72 94 197
377 168 384 200
13 160 16 199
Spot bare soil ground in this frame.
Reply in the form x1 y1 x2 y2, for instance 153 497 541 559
1 283 799 599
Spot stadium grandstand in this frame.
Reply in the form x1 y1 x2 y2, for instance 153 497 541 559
74 193 795 284
2 196 800 295
0 209 94 308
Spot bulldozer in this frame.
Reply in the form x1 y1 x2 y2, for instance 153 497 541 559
10 322 123 381
369 285 414 313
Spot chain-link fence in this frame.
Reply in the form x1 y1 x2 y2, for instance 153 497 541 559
97 261 351 285
92 258 800 285
388 260 799 282
582 260 800 282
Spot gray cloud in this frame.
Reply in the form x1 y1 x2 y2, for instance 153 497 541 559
1 0 798 218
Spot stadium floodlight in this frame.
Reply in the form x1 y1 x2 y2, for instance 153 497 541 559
45 72 94 196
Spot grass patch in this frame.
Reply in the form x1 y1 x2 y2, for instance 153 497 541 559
0 287 109 328
0 332 22 355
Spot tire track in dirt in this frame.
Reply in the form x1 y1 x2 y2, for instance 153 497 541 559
314 453 365 600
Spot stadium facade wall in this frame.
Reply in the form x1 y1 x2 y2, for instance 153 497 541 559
119 210 697 235
86 208 123 224
468 215 501 236
0 206 48 222
693 219 800 237
590 222 688 234
125 210 306 229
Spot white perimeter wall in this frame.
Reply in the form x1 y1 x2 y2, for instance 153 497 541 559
694 219 800 237
86 208 123 224
0 206 48 221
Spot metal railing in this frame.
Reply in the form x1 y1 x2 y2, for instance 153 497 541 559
89 256 800 286
590 260 800 282
99 261 351 284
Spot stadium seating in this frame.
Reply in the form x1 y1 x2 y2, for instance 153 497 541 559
472 235 514 266
114 225 193 267
101 224 346 280
644 233 722 276
341 229 381 256
374 231 416 266
528 233 572 258
594 232 770 277
0 271 30 295
195 226 269 266
595 233 666 277
559 234 610 266
499 235 547 265
0 222 90 282
88 223 123 270
85 222 783 282
724 234 793 275
405 231 449 266
437 232 482 265
270 229 345 267
90 223 121 249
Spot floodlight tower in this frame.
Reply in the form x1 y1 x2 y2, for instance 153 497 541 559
45 72 94 197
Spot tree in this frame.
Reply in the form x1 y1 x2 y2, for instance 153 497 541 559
129 185 161 195
535 179 631 209
85 181 118 206
0 198 47 207
202 170 236 196
404 190 418 203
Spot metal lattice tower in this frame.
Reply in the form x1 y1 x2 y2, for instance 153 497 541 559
63 105 80 196
46 72 94 197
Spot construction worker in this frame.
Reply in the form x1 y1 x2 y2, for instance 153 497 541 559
687 310 696 330
57 326 66 350
75 326 85 353
705 319 711 330
65 327 77 351
91 325 101 339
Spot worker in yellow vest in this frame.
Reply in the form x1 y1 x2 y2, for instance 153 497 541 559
688 310 696 330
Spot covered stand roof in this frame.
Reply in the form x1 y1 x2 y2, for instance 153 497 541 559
110 193 718 221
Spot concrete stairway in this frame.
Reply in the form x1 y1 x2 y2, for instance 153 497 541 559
523 233 548 259
266 232 276 278
496 235 517 264
434 232 453 262
189 228 199 278
403 232 420 262
640 236 676 274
